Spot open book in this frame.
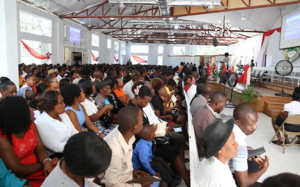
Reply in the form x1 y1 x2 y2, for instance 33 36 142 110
155 123 167 137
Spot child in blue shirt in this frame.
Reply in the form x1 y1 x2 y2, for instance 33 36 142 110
132 125 182 187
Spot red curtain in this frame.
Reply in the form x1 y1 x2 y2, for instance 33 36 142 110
261 27 281 47
91 52 97 62
21 40 50 60
132 56 147 63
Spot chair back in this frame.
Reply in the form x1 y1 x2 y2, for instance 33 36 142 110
184 88 200 186
284 115 300 125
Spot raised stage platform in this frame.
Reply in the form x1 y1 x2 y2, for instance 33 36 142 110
210 82 293 117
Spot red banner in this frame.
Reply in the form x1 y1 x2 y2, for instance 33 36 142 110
132 56 147 63
91 52 97 62
207 63 211 76
114 56 118 63
21 40 51 60
238 64 250 85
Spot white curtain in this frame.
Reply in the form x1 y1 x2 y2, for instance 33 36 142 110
257 36 269 67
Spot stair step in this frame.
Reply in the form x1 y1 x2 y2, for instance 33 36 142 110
264 102 285 110
264 108 280 118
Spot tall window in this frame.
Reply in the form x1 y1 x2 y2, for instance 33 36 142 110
158 56 163 65
20 11 52 37
91 34 99 47
20 40 51 65
107 39 111 49
158 46 163 54
173 46 185 55
196 46 220 55
91 50 99 64
114 41 119 51
131 45 148 53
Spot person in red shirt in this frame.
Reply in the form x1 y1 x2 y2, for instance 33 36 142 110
184 75 192 92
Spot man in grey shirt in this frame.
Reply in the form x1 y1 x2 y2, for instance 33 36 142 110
190 83 214 116
223 52 230 70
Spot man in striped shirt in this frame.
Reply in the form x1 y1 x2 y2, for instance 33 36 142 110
229 104 269 187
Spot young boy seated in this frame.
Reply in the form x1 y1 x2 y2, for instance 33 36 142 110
104 106 167 187
132 125 182 187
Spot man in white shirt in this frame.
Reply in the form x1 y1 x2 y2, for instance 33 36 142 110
198 119 238 187
104 106 158 187
230 104 269 187
271 87 300 145
123 74 141 99
56 69 66 83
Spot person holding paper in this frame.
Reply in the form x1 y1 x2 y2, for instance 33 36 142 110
229 104 269 187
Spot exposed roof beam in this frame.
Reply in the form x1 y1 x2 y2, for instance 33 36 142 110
172 0 300 17
99 27 264 33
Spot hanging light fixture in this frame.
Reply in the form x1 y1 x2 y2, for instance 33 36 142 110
88 18 91 27
214 16 231 36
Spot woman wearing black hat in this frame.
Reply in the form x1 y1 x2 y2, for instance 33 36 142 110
197 119 238 187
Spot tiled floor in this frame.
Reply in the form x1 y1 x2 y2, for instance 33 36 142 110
178 108 300 187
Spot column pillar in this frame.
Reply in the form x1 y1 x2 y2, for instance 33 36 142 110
0 0 19 86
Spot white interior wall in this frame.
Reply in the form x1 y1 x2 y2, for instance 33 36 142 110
126 43 229 67
17 2 125 65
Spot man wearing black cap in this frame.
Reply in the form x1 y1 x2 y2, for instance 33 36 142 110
197 119 238 187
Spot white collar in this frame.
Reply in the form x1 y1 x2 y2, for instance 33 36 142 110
206 104 216 117
233 124 247 140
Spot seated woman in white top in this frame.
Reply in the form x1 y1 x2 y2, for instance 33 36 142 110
42 132 112 187
35 90 78 159
197 119 238 187
78 78 115 135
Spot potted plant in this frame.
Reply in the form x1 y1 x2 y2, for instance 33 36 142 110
240 85 262 105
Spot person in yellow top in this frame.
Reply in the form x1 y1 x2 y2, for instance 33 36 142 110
18 64 24 88
165 79 177 108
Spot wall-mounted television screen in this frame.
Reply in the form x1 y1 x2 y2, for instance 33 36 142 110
69 27 81 44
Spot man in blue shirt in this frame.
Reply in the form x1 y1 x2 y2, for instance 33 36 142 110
132 125 181 187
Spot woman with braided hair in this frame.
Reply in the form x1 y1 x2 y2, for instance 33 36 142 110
0 96 54 187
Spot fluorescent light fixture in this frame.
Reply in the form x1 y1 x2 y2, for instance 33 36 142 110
174 25 179 29
241 11 246 20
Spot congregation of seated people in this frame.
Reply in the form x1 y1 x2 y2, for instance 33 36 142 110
0 62 300 187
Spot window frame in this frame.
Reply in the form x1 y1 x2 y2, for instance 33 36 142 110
19 10 52 37
91 34 100 47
